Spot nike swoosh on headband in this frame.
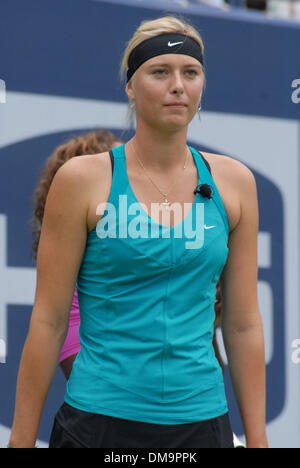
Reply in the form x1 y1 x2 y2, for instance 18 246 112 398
168 41 184 47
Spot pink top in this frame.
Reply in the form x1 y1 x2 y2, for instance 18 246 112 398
69 287 80 324
59 288 81 363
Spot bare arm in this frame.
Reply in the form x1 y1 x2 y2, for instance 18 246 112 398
220 161 268 448
9 158 89 448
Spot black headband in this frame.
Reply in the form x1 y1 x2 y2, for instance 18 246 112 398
127 33 204 83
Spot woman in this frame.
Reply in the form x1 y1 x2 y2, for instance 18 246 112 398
9 16 267 448
30 130 122 380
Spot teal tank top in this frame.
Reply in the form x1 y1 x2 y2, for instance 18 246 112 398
65 144 230 424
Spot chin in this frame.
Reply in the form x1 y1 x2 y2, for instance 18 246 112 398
162 117 192 132
150 113 187 128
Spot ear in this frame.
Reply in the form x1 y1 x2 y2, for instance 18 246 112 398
126 80 136 101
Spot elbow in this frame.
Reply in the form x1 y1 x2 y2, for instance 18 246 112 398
221 307 264 336
29 314 69 346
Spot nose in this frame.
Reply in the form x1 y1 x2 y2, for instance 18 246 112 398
170 71 184 96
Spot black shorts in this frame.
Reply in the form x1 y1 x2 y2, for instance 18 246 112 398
49 402 234 448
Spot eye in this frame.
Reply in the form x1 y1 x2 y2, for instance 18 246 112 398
153 69 167 76
186 69 199 77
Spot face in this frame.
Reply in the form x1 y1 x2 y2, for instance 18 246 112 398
126 54 204 132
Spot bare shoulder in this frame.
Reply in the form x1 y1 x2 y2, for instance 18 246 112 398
201 152 257 232
51 151 112 233
54 151 112 200
62 152 113 232
57 151 111 182
203 152 257 201
203 152 255 183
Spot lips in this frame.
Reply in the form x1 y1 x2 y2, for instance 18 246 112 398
164 102 187 107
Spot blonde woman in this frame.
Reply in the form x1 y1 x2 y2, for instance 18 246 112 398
9 16 267 448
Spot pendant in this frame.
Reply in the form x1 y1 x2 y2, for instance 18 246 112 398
161 198 170 211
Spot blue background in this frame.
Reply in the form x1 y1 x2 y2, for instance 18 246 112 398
0 0 298 445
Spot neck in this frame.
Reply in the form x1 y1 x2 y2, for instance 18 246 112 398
131 125 189 172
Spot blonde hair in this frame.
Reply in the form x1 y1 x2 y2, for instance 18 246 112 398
120 15 205 82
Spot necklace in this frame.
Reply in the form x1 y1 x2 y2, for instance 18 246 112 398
130 141 189 211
